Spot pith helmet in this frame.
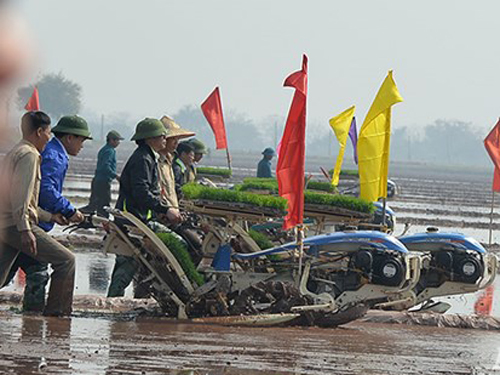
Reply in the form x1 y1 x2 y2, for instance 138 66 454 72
131 118 167 141
262 147 276 156
52 115 93 139
160 115 195 139
187 138 207 154
107 130 124 140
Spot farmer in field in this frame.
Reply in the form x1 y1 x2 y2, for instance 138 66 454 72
107 118 181 297
2 114 91 313
172 141 196 196
81 130 124 218
158 115 195 208
257 147 276 178
185 138 207 178
0 111 75 316
156 117 203 263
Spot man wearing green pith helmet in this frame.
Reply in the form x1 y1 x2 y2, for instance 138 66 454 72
107 118 175 297
81 130 124 218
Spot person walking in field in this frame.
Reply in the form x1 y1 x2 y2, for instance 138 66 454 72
81 130 123 217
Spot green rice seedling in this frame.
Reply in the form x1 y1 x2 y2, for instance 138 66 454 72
182 183 288 211
306 180 335 192
156 232 205 286
329 169 359 178
197 167 232 178
304 191 374 213
248 229 274 250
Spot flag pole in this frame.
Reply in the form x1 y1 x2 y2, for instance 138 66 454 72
381 197 387 229
297 224 304 278
489 191 495 247
225 146 232 171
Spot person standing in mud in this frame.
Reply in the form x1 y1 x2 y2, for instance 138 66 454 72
81 130 124 218
0 111 75 317
2 115 92 312
107 118 179 297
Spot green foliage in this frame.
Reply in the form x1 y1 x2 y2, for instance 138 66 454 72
182 183 288 211
156 232 205 286
238 180 279 193
197 167 232 177
240 177 334 193
243 177 277 184
306 180 334 192
235 178 370 213
329 169 359 177
17 73 82 120
248 229 274 250
304 191 374 214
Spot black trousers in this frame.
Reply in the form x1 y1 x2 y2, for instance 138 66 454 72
85 178 112 218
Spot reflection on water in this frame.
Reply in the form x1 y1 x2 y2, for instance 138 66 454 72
4 250 133 298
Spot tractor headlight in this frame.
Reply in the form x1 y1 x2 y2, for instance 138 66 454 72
382 262 398 278
462 261 477 277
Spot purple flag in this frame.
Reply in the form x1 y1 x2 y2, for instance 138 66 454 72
348 116 358 164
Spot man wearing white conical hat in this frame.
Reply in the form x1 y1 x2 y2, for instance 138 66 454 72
157 115 194 211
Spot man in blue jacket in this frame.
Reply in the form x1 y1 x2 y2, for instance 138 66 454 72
81 130 123 218
5 115 91 312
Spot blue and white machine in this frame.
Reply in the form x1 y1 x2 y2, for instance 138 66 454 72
217 230 421 325
385 229 499 311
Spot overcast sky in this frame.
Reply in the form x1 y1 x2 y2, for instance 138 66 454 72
14 0 500 135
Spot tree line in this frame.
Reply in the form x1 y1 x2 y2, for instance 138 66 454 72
17 73 490 167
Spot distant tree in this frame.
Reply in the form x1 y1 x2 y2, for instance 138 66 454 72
17 72 82 120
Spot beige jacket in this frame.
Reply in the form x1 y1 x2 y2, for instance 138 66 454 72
158 153 179 209
1 140 52 231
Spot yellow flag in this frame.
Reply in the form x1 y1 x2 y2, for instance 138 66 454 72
358 71 403 202
329 105 356 186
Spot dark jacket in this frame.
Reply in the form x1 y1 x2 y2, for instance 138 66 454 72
172 155 188 198
115 144 168 222
94 143 117 182
38 137 76 231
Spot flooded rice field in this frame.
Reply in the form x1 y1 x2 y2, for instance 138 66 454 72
2 160 500 374
1 313 500 375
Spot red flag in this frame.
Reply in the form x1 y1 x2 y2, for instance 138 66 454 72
24 86 40 111
484 119 500 192
201 87 228 149
277 55 308 229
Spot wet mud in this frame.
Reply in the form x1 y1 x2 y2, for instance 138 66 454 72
1 312 500 375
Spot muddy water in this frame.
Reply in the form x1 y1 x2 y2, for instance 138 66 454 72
2 250 133 298
0 314 499 375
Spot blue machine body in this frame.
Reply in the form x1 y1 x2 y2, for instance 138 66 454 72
399 232 486 254
231 231 408 261
373 201 395 216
